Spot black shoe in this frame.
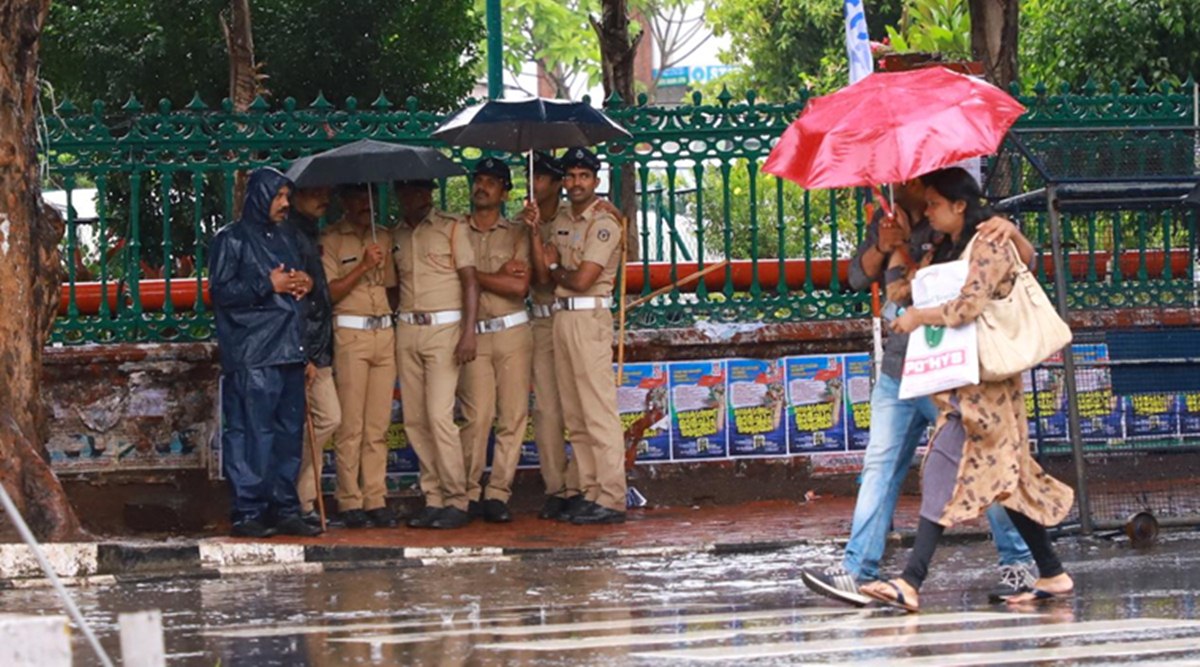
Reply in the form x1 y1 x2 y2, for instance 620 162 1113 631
538 496 567 520
366 507 399 528
430 507 472 529
571 504 626 525
340 509 370 529
300 510 323 528
468 500 484 519
230 519 275 538
406 506 441 529
482 499 513 523
274 515 323 537
555 495 590 522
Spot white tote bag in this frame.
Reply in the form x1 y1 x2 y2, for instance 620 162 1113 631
897 258 980 400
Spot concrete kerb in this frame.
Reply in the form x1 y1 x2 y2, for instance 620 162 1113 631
0 537 843 588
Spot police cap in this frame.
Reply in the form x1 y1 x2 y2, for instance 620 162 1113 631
531 151 564 179
472 157 513 190
561 147 602 174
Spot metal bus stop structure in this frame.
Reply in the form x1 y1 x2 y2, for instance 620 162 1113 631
988 125 1200 535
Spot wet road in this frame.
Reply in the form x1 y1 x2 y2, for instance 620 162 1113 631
4 531 1200 665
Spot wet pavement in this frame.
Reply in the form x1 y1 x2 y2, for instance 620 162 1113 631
3 527 1200 665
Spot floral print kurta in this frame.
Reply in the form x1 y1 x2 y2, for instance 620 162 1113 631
928 237 1075 528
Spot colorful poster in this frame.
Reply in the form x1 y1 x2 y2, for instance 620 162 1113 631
785 355 848 453
668 361 729 459
1123 393 1180 439
844 353 873 451
616 363 672 462
1026 350 1068 441
726 359 789 456
1073 344 1123 441
384 378 421 475
518 388 541 468
1180 392 1200 437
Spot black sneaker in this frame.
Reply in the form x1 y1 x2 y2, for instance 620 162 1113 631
468 500 484 519
430 507 471 529
366 507 399 528
300 510 323 528
570 504 626 525
555 495 590 522
482 499 513 523
274 515 323 537
407 506 441 529
800 565 872 607
230 519 275 538
340 509 370 529
988 562 1037 603
538 496 567 520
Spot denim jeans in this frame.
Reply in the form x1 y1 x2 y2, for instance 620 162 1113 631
841 373 1033 582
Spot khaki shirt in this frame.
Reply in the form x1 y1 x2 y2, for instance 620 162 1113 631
531 200 570 306
465 215 530 320
392 209 476 312
551 199 622 298
320 218 396 317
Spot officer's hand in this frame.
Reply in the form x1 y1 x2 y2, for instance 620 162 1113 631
520 200 540 229
455 331 477 365
501 259 528 277
289 270 313 299
362 244 385 269
305 362 317 387
269 264 292 293
544 243 560 267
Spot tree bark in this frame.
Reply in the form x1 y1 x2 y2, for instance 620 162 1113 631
968 0 1020 89
0 0 85 542
221 0 266 218
592 0 642 261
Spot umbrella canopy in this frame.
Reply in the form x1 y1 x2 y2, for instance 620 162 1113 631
285 139 464 187
763 67 1026 190
432 97 631 153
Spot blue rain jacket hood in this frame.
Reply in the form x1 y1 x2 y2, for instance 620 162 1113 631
208 168 308 372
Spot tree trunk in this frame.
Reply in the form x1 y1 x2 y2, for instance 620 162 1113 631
968 0 1019 89
0 0 85 542
221 0 265 218
592 0 642 261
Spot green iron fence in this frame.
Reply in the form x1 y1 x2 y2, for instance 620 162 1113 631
42 79 1200 344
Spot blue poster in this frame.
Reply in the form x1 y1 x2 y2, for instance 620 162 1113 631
726 359 788 457
1123 393 1180 439
1027 359 1068 441
785 355 848 453
616 363 672 462
385 378 421 475
518 388 541 469
1179 392 1200 437
843 353 873 451
668 361 729 459
1073 344 1123 441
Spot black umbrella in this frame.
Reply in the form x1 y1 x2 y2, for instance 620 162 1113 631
285 139 465 242
285 139 464 188
432 97 632 198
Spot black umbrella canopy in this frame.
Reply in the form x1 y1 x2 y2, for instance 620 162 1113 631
432 97 631 152
285 139 465 188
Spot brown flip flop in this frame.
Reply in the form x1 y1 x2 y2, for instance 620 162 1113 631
862 580 920 613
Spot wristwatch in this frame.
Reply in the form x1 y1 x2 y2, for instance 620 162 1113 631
548 262 560 272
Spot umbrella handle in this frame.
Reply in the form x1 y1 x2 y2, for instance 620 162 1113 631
528 151 535 203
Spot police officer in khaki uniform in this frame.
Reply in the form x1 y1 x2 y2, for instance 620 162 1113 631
321 184 399 529
393 180 480 530
457 158 533 523
522 152 581 520
528 147 627 525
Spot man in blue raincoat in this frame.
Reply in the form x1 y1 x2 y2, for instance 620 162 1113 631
209 167 321 537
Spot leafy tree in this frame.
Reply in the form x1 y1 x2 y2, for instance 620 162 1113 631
1020 0 1200 88
885 0 971 60
41 0 482 109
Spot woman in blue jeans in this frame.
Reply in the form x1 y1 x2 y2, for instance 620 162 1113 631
802 173 1039 607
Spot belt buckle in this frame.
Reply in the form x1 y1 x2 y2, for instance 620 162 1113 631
414 313 431 325
482 319 501 333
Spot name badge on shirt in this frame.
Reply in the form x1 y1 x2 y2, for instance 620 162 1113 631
341 255 358 265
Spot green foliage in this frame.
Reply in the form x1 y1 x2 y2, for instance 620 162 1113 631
702 0 903 101
1020 0 1200 88
41 0 481 109
884 0 970 59
476 0 604 96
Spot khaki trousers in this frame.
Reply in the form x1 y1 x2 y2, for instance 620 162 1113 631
396 321 469 512
458 323 533 503
297 365 341 513
332 327 396 512
532 316 579 498
552 308 627 512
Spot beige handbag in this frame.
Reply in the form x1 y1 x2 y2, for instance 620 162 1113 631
965 236 1073 381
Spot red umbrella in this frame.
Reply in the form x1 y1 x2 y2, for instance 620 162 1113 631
763 67 1026 190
